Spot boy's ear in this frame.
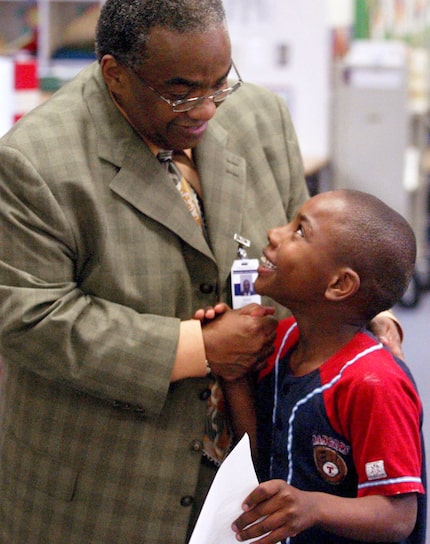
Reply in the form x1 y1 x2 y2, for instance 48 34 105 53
325 267 360 301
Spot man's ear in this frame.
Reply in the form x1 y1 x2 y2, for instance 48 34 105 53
325 267 360 301
100 54 127 93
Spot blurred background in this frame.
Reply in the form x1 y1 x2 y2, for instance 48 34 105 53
0 0 429 538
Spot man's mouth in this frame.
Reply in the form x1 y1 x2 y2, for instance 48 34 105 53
261 254 277 270
176 122 208 136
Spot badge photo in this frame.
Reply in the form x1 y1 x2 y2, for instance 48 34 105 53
231 258 261 309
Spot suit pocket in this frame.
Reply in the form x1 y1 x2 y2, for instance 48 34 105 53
1 429 78 501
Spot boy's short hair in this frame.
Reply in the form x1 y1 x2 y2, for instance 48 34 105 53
333 190 416 320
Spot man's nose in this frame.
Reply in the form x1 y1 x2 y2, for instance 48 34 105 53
186 97 218 121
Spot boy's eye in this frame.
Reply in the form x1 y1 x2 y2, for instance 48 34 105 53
295 225 305 237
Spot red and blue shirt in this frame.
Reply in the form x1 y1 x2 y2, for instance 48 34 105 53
256 317 426 544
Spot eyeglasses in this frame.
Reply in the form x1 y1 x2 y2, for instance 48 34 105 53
130 61 243 113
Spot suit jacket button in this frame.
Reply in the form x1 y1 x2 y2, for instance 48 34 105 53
191 439 203 453
199 283 214 294
180 495 194 507
199 388 211 401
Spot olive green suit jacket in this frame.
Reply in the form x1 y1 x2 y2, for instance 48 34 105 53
0 62 308 543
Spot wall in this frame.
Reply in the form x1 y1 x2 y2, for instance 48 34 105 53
223 0 333 160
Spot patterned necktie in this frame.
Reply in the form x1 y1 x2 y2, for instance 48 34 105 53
157 150 232 465
157 150 205 231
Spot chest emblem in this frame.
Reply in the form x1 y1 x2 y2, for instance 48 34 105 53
313 445 348 484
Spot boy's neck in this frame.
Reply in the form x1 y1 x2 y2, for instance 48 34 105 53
289 317 362 377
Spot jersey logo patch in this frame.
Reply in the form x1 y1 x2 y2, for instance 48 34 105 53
365 460 387 481
313 446 348 484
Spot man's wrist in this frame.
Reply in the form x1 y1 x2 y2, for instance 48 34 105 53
171 320 208 381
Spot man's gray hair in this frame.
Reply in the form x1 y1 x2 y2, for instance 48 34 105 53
95 0 227 69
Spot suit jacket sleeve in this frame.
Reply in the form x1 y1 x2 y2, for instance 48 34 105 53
0 141 183 417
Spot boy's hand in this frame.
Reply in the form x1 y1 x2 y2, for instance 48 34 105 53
194 303 275 322
232 480 315 543
232 480 417 543
200 304 277 381
193 303 230 323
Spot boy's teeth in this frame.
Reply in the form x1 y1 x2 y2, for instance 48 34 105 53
261 255 277 270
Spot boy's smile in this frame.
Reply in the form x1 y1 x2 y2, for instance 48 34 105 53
260 254 277 270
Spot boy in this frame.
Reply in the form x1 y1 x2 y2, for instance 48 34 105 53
220 190 426 543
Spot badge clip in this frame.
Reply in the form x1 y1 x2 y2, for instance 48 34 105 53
233 233 251 260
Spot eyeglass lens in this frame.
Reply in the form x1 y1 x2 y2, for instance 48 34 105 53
172 81 242 112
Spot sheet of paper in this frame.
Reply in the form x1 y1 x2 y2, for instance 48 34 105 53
189 433 262 544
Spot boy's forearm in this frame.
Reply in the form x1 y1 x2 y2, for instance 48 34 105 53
313 492 417 541
233 481 417 543
223 377 257 455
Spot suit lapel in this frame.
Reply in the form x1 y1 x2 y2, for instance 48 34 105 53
109 141 215 261
195 121 247 282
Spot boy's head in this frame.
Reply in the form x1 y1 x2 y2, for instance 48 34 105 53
256 189 416 322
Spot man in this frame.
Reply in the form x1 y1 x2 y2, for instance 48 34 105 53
241 278 255 296
0 1 402 542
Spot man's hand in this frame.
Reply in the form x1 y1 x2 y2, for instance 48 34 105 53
368 312 404 359
201 303 277 381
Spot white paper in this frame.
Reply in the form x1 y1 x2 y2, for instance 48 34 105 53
189 433 261 544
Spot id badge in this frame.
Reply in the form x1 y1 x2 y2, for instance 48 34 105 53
231 258 261 309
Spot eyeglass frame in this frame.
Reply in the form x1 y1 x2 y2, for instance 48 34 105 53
129 60 243 112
